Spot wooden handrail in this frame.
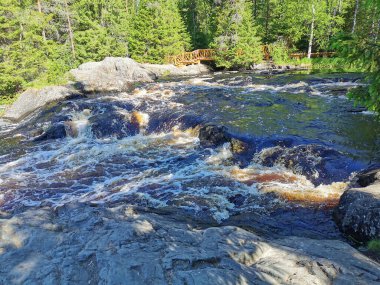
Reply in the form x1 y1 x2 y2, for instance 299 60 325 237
167 48 336 66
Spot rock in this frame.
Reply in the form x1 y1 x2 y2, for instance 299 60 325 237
70 57 156 92
146 113 203 134
3 86 76 122
33 123 67 141
140 63 211 78
231 138 249 154
89 111 138 139
0 204 379 284
356 164 380 187
255 144 355 185
199 125 231 147
334 166 380 242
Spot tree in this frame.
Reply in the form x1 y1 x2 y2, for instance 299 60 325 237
334 0 380 113
128 0 191 63
72 0 130 63
211 0 262 69
179 0 216 49
0 0 65 99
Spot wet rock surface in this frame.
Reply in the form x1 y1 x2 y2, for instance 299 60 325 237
0 204 379 285
89 111 138 139
256 144 356 185
33 123 67 141
334 166 380 242
199 125 231 147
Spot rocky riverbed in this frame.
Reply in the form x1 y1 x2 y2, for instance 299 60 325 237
1 203 380 285
0 58 380 284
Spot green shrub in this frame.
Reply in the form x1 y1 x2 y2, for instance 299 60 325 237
268 40 290 64
368 240 380 252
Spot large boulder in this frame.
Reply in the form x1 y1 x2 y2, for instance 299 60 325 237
255 144 355 185
70 57 156 92
140 63 211 78
3 86 76 122
334 165 380 242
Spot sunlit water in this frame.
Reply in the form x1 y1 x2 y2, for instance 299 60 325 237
0 72 379 231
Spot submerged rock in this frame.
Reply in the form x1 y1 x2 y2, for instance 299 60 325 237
89 111 138 139
70 57 156 93
199 125 231 147
0 204 379 284
3 86 78 122
256 144 354 185
230 138 250 154
34 123 67 141
334 165 380 242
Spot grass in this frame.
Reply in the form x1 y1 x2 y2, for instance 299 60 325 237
367 240 380 252
272 57 364 73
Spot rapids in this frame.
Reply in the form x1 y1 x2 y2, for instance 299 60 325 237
0 71 379 238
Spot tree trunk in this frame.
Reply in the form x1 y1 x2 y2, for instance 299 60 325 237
265 0 270 40
37 0 46 41
64 0 75 58
126 0 128 14
307 4 315 59
19 23 24 41
371 6 378 39
352 0 359 34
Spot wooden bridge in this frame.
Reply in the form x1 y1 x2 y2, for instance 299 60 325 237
167 49 215 66
167 47 335 66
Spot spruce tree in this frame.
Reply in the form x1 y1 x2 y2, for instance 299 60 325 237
128 0 191 63
179 0 216 49
211 0 262 69
72 0 129 63
0 0 64 99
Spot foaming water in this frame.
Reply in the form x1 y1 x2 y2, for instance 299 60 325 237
0 72 379 228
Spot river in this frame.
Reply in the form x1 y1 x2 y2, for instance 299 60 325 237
0 71 379 239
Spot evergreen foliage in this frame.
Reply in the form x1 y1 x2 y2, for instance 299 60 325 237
211 0 262 68
129 0 191 63
0 0 378 105
333 0 380 113
179 0 216 49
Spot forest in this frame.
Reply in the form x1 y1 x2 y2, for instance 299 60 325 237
0 0 379 110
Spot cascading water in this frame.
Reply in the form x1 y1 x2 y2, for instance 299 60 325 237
0 71 379 237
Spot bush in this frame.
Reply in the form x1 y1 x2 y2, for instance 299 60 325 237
268 40 290 64
368 240 380 252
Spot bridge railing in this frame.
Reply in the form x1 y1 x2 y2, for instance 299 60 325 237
167 48 336 66
166 49 215 66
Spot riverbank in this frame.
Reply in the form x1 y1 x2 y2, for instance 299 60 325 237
1 202 379 284
0 57 362 108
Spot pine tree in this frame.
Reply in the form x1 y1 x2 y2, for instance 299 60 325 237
72 0 130 63
129 0 191 63
0 0 64 99
211 0 262 68
179 0 216 49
